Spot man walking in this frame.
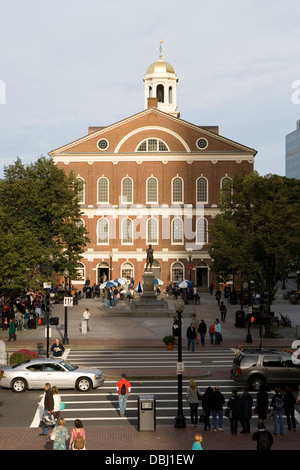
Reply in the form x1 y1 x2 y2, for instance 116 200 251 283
186 323 197 352
214 319 222 344
40 383 54 436
210 385 225 431
116 373 131 417
239 387 253 434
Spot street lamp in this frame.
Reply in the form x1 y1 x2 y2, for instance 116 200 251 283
174 296 186 428
63 268 70 345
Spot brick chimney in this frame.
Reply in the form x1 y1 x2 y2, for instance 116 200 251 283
147 97 158 109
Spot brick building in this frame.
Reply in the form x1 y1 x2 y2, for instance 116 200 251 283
49 51 256 290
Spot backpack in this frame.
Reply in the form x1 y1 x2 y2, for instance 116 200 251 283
273 395 283 411
258 430 270 450
74 430 85 450
120 382 127 395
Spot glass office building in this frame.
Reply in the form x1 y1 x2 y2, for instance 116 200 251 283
286 120 300 179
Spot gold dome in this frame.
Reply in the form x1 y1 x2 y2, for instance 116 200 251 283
146 58 175 75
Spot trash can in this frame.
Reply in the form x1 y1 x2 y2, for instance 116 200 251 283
235 310 245 328
138 395 156 431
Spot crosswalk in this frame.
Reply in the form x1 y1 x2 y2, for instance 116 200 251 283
30 348 238 427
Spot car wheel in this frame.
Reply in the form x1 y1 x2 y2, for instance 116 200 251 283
76 377 92 392
249 375 265 391
11 378 27 393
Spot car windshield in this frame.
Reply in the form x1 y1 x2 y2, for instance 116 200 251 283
60 361 78 371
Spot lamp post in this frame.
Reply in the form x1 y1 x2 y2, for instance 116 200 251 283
174 296 186 428
63 268 70 345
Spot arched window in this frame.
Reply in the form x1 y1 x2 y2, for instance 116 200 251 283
172 176 183 203
157 84 164 103
136 138 168 152
171 262 184 282
146 177 158 203
147 218 158 244
121 218 133 244
169 86 173 104
172 217 183 244
75 262 85 282
196 218 208 245
121 262 134 281
76 177 85 204
97 177 109 203
221 176 233 200
149 86 152 98
97 218 109 244
196 177 208 203
121 177 133 204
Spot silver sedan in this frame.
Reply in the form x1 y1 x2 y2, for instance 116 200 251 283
0 358 105 392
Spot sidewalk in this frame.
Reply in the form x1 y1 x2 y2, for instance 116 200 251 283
0 280 299 451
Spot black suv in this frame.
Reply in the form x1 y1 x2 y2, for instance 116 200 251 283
231 349 300 391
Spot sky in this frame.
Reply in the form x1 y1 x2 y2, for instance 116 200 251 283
1 0 300 178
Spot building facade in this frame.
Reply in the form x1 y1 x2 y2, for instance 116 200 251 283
286 119 300 179
49 53 256 289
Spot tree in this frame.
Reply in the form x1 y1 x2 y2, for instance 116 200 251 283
209 172 300 312
0 156 89 297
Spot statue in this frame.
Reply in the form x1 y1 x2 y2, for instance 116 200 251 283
145 244 154 271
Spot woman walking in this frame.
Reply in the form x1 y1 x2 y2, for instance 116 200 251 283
186 379 201 426
52 386 62 421
52 418 69 450
69 419 86 450
202 386 213 431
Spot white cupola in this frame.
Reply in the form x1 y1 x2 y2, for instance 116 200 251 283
143 41 179 118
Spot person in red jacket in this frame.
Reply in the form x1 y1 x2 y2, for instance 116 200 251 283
116 373 131 417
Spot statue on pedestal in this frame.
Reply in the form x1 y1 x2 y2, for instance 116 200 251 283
145 244 154 272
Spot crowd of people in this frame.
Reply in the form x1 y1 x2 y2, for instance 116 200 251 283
186 381 298 450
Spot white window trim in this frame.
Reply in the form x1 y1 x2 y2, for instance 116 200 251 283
146 217 159 245
97 217 109 245
121 217 134 245
170 261 184 282
97 176 110 204
135 137 170 152
76 176 85 205
121 261 134 280
196 176 208 204
171 217 184 245
97 138 109 151
121 176 133 204
171 176 184 204
146 176 159 204
196 217 208 245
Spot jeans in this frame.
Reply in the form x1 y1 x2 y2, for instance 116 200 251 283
200 333 205 345
41 410 51 435
189 403 199 425
212 410 223 430
188 338 195 351
286 409 296 430
274 410 284 435
24 319 29 330
104 299 110 310
118 394 129 415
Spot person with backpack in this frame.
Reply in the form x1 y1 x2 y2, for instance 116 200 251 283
116 373 131 417
271 388 284 435
252 422 273 450
69 419 86 450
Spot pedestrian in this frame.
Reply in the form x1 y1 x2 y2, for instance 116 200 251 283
202 386 213 431
24 309 30 330
83 308 90 331
192 433 203 450
256 384 269 426
191 314 199 344
52 386 62 421
215 288 221 306
252 422 273 451
214 319 222 344
198 320 207 346
8 318 16 341
271 387 284 435
116 373 131 417
226 390 240 435
186 323 197 352
235 345 243 360
15 310 23 332
103 288 110 310
210 386 225 431
209 282 214 295
219 301 227 322
69 419 86 450
209 322 215 344
51 418 69 450
239 387 253 434
284 386 297 432
186 379 201 427
51 338 65 358
40 383 54 436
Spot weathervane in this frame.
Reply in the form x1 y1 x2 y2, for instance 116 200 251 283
157 39 165 59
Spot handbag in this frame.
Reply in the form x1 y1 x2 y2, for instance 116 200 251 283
50 428 56 441
42 413 57 426
224 408 232 419
60 402 66 410
267 408 274 420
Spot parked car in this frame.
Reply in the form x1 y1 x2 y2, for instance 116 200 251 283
231 348 300 391
0 358 105 393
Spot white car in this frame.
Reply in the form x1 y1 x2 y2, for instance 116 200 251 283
0 358 105 392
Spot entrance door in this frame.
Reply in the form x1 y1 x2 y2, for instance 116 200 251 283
98 267 109 284
196 263 208 288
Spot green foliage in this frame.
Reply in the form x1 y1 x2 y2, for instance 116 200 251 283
162 335 176 344
0 156 89 297
209 172 300 310
9 349 40 365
